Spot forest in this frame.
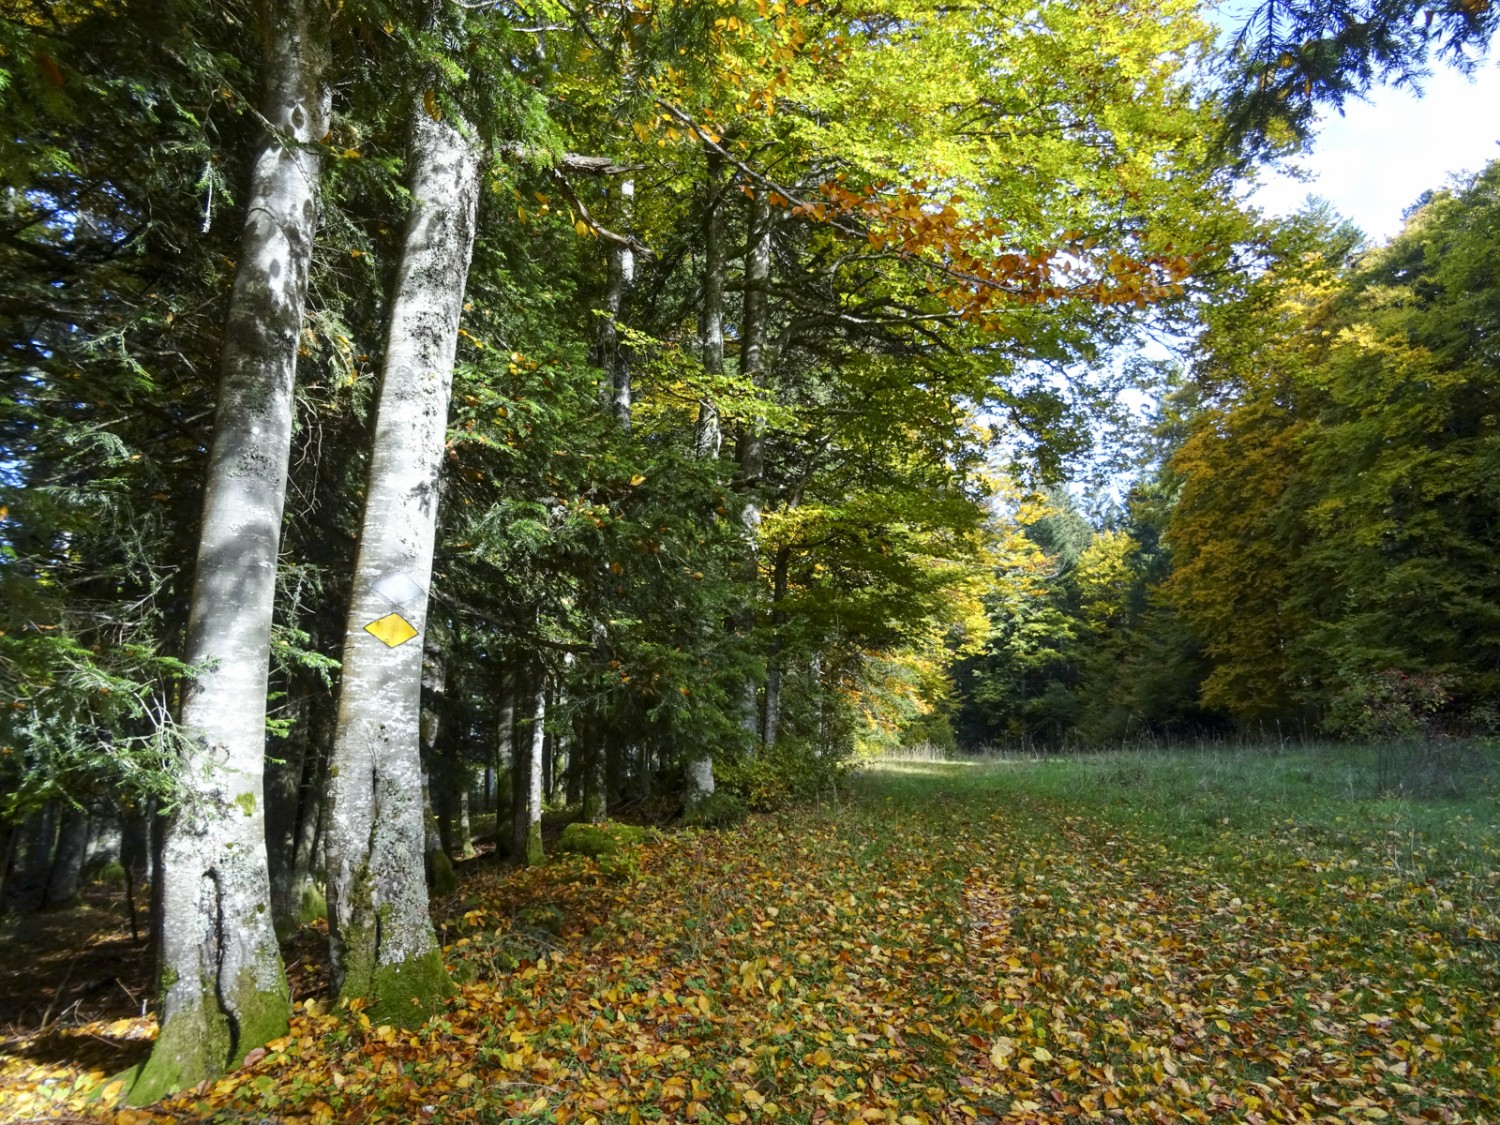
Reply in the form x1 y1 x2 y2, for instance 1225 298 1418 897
1 0 1498 1118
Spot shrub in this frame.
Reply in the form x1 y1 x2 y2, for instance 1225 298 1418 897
715 744 849 811
680 790 748 829
1324 669 1453 741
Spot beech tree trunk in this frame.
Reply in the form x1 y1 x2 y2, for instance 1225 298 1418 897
268 673 327 934
131 0 325 1100
419 627 457 892
600 179 635 431
737 192 774 748
511 666 546 866
324 84 479 1023
495 665 517 846
686 149 726 805
693 149 726 461
581 716 608 823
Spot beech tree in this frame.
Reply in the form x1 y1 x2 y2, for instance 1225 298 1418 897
128 0 328 1099
324 11 480 1018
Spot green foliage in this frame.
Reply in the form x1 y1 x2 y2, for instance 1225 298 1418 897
716 745 847 811
1166 166 1500 734
679 790 748 829
556 820 650 858
1324 669 1455 743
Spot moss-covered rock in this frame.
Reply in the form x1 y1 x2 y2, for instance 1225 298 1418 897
556 820 649 858
517 902 565 936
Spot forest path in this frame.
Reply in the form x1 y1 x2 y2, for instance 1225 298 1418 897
5 755 1497 1124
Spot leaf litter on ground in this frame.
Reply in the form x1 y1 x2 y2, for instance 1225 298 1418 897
2 753 1496 1124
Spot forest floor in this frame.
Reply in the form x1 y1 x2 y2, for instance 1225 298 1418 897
2 743 1498 1124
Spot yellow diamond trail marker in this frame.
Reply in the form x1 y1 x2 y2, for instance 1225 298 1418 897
365 612 418 648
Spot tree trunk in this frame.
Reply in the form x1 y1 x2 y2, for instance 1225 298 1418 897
120 805 151 942
541 694 555 804
600 179 635 431
448 767 473 859
419 627 457 891
736 191 774 748
9 804 57 911
43 804 88 909
811 652 827 755
693 149 725 460
131 0 325 1099
511 666 546 866
267 683 310 933
289 739 325 923
581 628 608 822
495 665 517 850
686 148 725 806
581 720 607 823
324 82 479 1023
764 547 791 749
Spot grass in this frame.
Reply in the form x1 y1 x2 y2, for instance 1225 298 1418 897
4 742 1497 1124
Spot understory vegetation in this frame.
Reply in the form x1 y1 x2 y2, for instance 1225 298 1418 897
3 747 1496 1123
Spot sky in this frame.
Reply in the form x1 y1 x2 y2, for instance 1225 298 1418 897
1245 62 1500 244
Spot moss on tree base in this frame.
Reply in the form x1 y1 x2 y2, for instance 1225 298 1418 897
125 972 288 1106
353 946 456 1027
524 821 545 867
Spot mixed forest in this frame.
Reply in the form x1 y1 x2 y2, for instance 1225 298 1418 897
1 0 1499 1115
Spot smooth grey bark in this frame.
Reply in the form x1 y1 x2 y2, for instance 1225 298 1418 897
324 88 479 1022
525 676 546 864
581 721 608 823
693 149 726 460
811 653 827 754
581 626 609 823
132 0 326 1099
454 783 472 857
600 179 635 431
736 192 774 748
685 150 727 806
418 627 456 886
510 666 546 866
541 687 555 802
266 696 307 929
268 676 328 933
546 668 568 804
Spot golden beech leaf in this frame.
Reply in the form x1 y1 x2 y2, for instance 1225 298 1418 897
423 88 441 122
